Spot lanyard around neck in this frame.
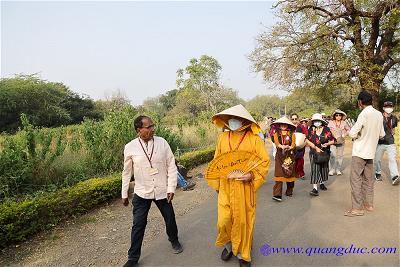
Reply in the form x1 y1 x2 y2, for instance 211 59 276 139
138 138 154 168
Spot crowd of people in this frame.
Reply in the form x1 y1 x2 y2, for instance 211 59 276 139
120 90 398 267
264 95 399 203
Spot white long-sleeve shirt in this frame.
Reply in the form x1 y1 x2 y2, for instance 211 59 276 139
349 105 385 159
121 136 177 199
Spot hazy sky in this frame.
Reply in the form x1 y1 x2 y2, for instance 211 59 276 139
1 1 286 105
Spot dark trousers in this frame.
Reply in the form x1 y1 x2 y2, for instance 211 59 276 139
273 181 295 197
128 194 179 262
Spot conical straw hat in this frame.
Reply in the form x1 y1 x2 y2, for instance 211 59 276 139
212 104 261 134
212 104 257 124
271 116 296 128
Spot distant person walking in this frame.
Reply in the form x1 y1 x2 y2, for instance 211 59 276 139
374 101 399 185
305 113 335 196
328 109 350 176
345 91 385 217
293 115 308 180
271 116 297 202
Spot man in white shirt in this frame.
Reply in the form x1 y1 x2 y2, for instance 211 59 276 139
345 91 385 217
122 115 182 267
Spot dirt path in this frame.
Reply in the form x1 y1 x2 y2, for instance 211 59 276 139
0 164 212 267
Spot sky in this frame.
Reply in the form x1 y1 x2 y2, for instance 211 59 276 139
1 1 287 105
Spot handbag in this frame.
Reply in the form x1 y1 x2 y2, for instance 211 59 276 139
313 150 330 164
332 128 345 145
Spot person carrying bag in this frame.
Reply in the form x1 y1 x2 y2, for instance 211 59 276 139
305 113 335 196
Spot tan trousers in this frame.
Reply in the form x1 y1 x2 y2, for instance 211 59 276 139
350 156 374 210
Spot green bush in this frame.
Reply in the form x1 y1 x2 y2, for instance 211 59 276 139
0 175 121 248
177 147 215 170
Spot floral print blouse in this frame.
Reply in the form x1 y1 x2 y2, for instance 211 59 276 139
307 126 335 150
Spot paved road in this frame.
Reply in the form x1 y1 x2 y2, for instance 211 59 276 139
138 145 400 267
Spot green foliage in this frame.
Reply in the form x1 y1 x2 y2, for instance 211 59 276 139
155 125 182 152
0 75 100 133
0 107 184 200
177 147 215 171
0 136 33 199
94 89 133 117
0 175 121 248
245 95 283 119
196 127 207 142
62 92 102 124
142 55 242 126
250 1 400 107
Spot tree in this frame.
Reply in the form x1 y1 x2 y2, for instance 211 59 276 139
62 93 102 124
0 75 101 132
245 95 283 119
159 89 179 111
177 55 223 113
0 75 71 132
155 55 242 125
250 0 400 107
94 89 132 117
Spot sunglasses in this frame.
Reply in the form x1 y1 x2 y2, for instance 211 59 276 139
335 114 342 117
291 118 298 121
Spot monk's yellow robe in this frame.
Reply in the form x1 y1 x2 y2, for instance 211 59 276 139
207 130 270 262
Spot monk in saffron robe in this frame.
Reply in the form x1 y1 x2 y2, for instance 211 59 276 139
207 104 270 267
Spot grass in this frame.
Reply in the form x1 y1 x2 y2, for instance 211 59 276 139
171 122 219 150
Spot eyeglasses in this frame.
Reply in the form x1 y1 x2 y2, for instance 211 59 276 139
141 124 155 129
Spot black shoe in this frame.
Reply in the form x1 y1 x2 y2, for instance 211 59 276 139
123 260 138 267
319 184 328 191
272 196 282 202
375 173 382 181
310 188 319 196
171 240 183 254
221 248 233 261
239 259 251 267
392 176 400 185
183 182 196 191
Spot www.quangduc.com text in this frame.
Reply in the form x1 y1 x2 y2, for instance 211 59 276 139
259 244 397 257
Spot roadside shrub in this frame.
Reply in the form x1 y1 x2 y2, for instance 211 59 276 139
177 147 215 170
0 175 121 248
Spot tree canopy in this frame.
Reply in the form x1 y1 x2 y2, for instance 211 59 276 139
141 55 242 125
0 75 101 132
250 0 400 107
